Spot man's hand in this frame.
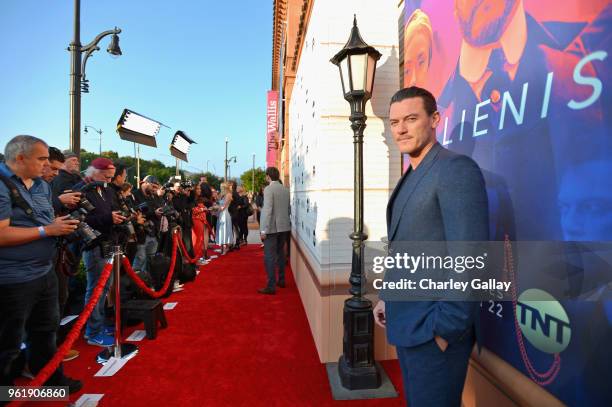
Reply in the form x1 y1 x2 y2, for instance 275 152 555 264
46 215 80 236
58 192 81 209
260 232 267 241
434 336 448 352
373 300 386 328
155 207 163 217
111 211 127 225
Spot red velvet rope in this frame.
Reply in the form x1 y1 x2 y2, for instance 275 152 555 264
176 230 197 264
122 233 179 298
10 261 114 407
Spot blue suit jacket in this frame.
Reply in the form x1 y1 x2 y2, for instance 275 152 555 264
385 143 489 348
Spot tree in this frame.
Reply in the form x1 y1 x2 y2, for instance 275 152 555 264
240 168 266 193
187 172 222 190
78 148 187 186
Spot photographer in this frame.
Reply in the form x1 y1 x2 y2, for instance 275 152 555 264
74 158 126 347
173 181 194 256
111 164 145 263
42 147 82 362
43 148 81 215
132 175 164 273
51 150 82 198
0 135 82 392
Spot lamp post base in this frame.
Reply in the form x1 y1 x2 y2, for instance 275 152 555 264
338 354 381 389
326 361 398 400
336 296 382 390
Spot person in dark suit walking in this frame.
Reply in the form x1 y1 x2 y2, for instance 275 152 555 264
373 87 489 407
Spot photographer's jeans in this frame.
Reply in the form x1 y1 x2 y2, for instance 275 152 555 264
133 235 159 273
0 271 64 386
83 247 113 338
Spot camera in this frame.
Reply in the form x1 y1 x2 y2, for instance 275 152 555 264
159 204 179 220
115 198 137 238
64 207 101 246
180 180 194 189
115 209 136 238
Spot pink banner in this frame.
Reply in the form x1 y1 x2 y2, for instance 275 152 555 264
266 90 279 168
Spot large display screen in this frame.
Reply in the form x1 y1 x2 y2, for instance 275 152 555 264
399 1 611 405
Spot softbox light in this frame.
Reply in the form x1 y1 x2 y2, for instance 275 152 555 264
116 109 162 147
170 130 196 162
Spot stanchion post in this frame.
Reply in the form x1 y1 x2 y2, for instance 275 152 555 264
97 246 137 364
113 245 122 358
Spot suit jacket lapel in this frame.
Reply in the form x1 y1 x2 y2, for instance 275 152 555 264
388 143 443 240
387 166 412 234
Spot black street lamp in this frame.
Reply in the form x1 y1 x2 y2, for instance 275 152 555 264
330 15 382 390
69 0 122 157
224 137 237 182
83 125 103 155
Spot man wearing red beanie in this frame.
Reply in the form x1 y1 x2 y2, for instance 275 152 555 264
73 158 126 347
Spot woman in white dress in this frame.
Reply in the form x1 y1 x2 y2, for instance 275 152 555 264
215 182 234 255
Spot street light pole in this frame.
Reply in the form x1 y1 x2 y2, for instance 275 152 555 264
252 153 255 194
84 125 103 155
330 15 382 391
69 0 82 156
69 0 122 158
224 137 236 182
224 137 228 182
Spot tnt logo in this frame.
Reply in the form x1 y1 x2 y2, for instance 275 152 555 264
516 289 571 354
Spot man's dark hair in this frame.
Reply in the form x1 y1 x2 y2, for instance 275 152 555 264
48 147 65 163
390 86 437 116
266 167 280 181
120 182 133 193
113 163 129 180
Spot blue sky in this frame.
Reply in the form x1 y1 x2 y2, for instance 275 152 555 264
0 0 272 177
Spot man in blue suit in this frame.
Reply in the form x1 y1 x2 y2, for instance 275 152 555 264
373 87 489 406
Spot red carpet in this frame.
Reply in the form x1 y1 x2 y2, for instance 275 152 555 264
48 245 404 406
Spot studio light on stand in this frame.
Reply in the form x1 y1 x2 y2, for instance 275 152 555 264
116 108 165 183
170 130 197 177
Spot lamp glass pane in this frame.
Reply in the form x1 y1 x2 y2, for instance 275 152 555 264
349 53 367 92
366 54 376 94
340 57 350 94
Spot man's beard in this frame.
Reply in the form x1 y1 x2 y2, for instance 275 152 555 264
455 0 518 46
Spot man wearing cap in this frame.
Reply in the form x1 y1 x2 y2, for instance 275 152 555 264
74 157 127 347
43 148 81 214
50 150 82 198
41 147 82 362
132 175 164 274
